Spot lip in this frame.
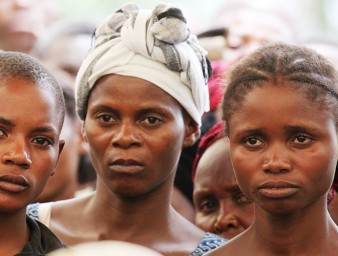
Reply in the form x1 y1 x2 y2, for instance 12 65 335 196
257 181 299 199
0 174 29 193
109 159 144 174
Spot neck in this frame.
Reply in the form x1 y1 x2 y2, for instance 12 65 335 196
248 198 338 255
87 176 175 235
0 209 29 255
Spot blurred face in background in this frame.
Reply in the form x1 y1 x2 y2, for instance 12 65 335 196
0 0 59 53
193 138 254 239
43 34 93 81
216 7 294 62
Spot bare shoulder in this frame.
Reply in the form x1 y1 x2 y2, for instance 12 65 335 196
49 194 96 244
160 211 227 255
171 210 205 241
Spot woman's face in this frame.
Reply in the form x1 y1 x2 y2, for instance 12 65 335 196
83 74 198 197
0 0 59 52
193 138 254 239
228 83 338 216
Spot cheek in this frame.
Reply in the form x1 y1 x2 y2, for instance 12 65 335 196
241 204 255 226
84 124 110 156
230 149 255 193
195 213 214 231
153 128 184 164
32 150 59 188
301 149 336 190
150 137 181 176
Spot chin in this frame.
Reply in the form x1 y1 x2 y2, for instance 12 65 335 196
112 186 149 199
261 201 301 216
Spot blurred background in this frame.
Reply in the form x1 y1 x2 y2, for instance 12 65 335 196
56 0 338 38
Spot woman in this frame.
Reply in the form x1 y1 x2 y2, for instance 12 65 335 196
206 42 338 255
28 3 226 256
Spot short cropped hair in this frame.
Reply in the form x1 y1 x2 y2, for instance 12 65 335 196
0 51 65 126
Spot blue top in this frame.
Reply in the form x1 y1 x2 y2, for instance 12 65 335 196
190 232 227 256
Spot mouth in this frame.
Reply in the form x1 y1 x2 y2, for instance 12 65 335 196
109 159 144 174
0 174 29 193
257 181 299 199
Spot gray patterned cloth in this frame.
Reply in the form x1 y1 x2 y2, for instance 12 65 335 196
75 2 211 126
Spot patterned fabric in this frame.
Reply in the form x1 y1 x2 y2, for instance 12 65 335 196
191 232 227 256
75 2 211 126
27 203 40 221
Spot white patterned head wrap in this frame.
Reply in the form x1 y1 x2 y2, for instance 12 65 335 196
75 2 211 126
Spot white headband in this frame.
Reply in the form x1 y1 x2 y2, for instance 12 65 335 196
75 3 211 126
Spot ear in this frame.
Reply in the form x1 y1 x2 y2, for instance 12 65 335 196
77 121 89 156
81 121 88 143
51 140 65 176
183 118 200 148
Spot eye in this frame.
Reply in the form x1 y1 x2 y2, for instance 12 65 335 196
141 116 162 126
244 136 264 147
198 198 218 213
32 137 53 147
0 129 7 139
293 135 311 144
96 113 114 123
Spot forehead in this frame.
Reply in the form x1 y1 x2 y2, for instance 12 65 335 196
89 74 184 111
0 77 62 129
195 138 235 182
228 83 336 132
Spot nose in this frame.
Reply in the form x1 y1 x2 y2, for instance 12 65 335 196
262 144 291 174
213 201 240 235
1 140 32 169
111 122 141 149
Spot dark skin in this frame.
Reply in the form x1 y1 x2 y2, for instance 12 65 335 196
206 83 338 256
0 78 64 255
193 138 254 239
48 74 204 256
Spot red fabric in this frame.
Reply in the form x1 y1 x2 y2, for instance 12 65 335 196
333 170 338 192
208 60 229 111
192 121 226 180
328 187 336 205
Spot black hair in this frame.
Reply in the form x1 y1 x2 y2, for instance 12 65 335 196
0 51 65 126
222 42 338 134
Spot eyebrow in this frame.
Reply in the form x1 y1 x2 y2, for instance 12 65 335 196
240 128 264 136
0 116 57 134
0 117 14 126
284 125 308 133
31 125 58 134
241 125 312 134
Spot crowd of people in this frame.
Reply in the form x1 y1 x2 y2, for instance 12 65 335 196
1 0 338 255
